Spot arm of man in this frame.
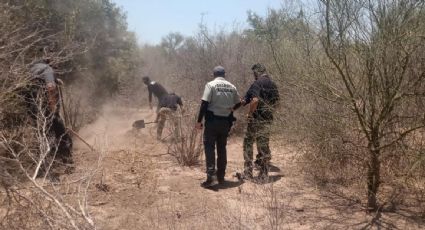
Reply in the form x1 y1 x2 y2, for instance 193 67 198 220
242 81 260 106
46 83 58 113
196 84 212 129
232 88 242 111
154 112 160 123
148 86 153 109
43 67 58 113
273 86 280 109
233 102 242 111
245 81 261 118
177 96 183 111
248 97 259 118
196 100 209 129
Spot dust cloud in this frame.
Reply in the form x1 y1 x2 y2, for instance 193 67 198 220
76 104 157 151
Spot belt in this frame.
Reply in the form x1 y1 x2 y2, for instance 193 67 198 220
212 114 229 120
206 110 229 120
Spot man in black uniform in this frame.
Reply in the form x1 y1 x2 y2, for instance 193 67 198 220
242 63 280 180
27 59 74 177
155 93 183 141
142 76 168 111
196 66 240 187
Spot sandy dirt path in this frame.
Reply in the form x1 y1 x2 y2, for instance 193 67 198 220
69 107 424 230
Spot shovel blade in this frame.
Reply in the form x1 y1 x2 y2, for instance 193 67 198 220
132 120 145 129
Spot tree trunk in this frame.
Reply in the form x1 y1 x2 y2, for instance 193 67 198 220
367 147 380 211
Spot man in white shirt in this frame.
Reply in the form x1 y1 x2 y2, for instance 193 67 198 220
196 66 241 188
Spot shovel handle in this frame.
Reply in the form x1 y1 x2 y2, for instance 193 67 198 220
144 121 157 125
67 128 95 151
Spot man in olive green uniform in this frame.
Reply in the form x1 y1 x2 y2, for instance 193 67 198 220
242 64 280 180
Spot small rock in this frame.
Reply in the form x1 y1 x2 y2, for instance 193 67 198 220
158 185 170 193
295 206 304 212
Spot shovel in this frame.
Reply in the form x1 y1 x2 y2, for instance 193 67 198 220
132 120 157 129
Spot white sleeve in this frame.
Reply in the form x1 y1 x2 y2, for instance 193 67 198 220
201 84 212 102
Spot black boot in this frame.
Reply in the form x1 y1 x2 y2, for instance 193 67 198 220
217 176 226 185
201 175 216 188
254 159 261 170
258 162 269 182
61 156 74 165
243 161 253 179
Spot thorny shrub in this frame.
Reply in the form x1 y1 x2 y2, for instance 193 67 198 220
167 102 203 166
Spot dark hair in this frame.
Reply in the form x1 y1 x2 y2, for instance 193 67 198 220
251 63 266 73
142 76 150 82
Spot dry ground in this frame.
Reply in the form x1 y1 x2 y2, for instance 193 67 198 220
66 106 424 230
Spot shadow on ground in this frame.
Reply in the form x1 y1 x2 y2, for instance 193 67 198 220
289 186 425 229
203 180 244 192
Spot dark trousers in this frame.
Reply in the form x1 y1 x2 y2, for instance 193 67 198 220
38 114 73 178
203 118 231 179
243 120 272 173
49 115 73 163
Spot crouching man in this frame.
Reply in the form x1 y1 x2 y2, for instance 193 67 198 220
155 93 183 141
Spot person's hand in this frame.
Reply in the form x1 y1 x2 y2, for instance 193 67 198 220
56 78 64 86
246 113 254 121
46 83 58 113
195 122 203 130
49 102 57 114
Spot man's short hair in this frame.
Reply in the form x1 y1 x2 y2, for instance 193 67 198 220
251 63 266 74
142 76 150 83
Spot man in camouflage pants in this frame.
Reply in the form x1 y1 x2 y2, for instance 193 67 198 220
242 63 280 180
155 93 183 141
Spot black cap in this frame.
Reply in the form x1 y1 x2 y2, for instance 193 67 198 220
213 66 225 76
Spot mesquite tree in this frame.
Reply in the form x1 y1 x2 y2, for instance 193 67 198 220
319 0 425 210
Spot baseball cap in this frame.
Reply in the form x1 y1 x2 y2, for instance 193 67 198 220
213 66 225 76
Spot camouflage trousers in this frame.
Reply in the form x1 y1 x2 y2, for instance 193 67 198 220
243 119 272 175
157 107 181 141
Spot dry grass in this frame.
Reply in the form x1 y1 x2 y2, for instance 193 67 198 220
0 137 99 230
167 103 203 167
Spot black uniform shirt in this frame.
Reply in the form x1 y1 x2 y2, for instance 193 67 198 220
148 81 168 102
244 74 280 120
159 93 183 111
